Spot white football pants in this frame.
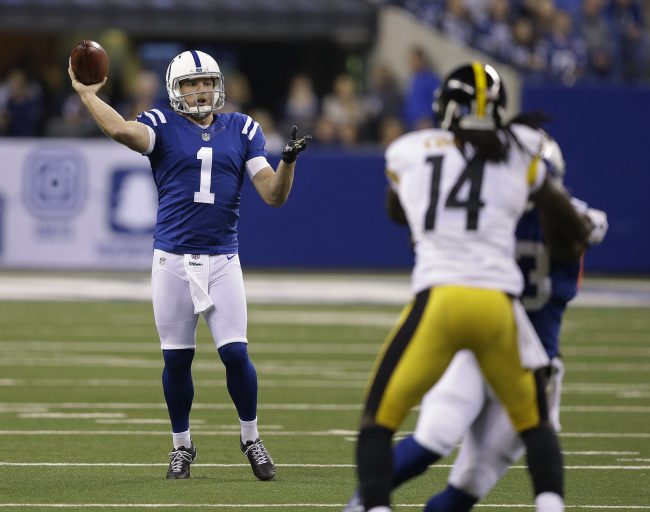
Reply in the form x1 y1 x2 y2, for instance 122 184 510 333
151 249 248 350
413 350 563 499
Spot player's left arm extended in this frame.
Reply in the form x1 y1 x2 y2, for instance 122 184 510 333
252 125 311 207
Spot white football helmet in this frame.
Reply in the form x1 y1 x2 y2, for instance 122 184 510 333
166 50 225 117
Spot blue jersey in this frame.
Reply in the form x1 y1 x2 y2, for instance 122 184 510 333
515 208 582 359
137 108 267 254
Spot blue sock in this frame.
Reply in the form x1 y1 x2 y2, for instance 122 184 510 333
425 485 478 512
218 342 258 421
162 349 195 433
392 435 441 488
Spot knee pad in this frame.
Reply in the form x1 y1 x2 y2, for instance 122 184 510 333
218 342 250 369
163 348 195 374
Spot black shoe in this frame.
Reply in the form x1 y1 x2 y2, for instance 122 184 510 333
166 442 197 479
240 437 276 481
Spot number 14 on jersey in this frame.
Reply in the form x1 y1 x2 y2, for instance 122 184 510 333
424 155 486 232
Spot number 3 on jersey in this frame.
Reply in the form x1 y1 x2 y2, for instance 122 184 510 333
516 240 551 311
424 156 485 231
194 147 215 204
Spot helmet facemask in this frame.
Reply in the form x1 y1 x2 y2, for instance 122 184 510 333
170 73 224 118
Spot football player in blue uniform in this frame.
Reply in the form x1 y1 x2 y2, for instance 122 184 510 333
344 117 608 512
69 50 311 481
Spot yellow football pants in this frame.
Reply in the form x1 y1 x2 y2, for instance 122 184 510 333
364 285 542 433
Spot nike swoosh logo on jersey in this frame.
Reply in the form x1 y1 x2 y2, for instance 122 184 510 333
226 254 237 260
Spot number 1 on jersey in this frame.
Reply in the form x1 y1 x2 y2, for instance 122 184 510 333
194 147 215 204
424 156 443 230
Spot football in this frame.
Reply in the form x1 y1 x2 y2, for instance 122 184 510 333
70 40 109 85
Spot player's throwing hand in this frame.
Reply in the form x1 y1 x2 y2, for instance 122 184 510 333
67 60 107 94
281 125 312 163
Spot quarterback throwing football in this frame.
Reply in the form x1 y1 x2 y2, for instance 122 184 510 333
69 50 310 481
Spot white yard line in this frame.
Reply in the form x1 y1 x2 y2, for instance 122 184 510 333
566 363 650 372
2 379 650 394
3 340 650 356
0 505 648 510
564 451 639 455
0 378 370 389
0 402 363 412
1 355 649 374
0 274 649 307
561 405 650 413
0 506 649 510
0 462 649 470
3 378 650 395
1 402 650 414
0 429 649 439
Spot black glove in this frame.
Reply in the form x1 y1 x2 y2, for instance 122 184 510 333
281 125 312 163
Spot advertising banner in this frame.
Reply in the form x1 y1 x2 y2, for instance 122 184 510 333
1 135 646 273
0 139 157 270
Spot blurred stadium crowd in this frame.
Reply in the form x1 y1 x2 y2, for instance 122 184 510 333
0 0 647 147
0 59 414 149
398 0 648 83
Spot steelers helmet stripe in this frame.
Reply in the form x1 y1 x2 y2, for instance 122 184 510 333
472 62 487 118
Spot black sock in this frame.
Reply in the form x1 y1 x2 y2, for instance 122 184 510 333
357 425 394 509
520 424 564 497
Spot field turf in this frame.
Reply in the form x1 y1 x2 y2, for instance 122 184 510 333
0 301 648 510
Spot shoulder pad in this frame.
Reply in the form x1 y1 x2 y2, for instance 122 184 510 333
509 123 546 156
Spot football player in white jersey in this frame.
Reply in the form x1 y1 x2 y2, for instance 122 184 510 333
344 117 608 512
69 50 311 481
353 63 593 512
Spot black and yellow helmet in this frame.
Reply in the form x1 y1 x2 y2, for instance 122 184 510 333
433 62 506 131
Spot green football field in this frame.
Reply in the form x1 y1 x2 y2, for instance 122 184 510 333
0 300 648 511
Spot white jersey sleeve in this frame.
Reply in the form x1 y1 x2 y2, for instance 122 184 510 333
508 123 548 194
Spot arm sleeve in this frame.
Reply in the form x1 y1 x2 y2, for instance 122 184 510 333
241 114 270 180
512 124 548 195
136 110 164 156
384 138 407 192
527 154 547 195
